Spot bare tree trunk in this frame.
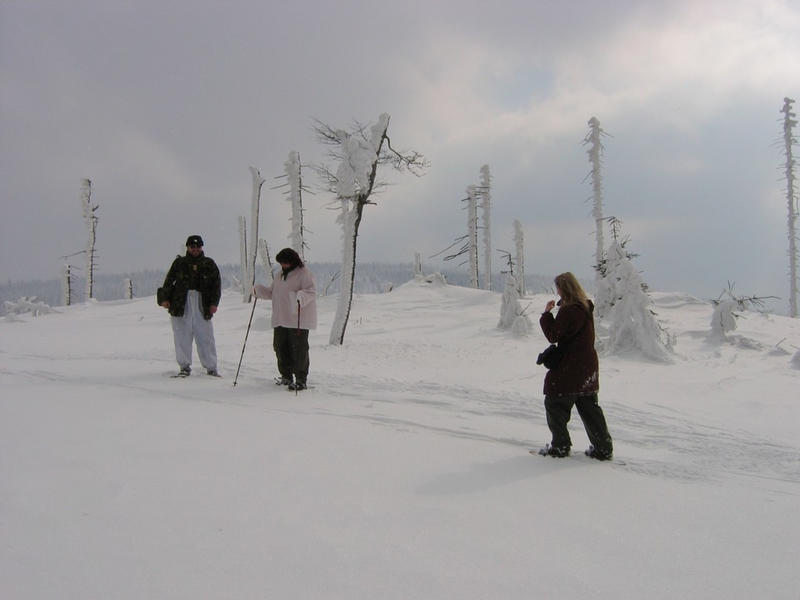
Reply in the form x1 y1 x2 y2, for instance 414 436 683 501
285 152 306 259
246 167 265 303
585 117 606 293
781 97 798 317
467 185 479 288
63 264 72 306
479 165 492 290
80 178 98 300
238 215 248 301
514 219 525 296
329 199 365 345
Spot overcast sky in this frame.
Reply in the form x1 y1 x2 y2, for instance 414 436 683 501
2 0 798 309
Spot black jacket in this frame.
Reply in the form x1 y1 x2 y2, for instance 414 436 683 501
157 252 221 319
539 300 599 396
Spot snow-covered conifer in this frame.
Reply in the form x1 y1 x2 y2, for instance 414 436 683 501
124 278 133 300
710 299 739 340
313 114 427 345
4 296 54 316
780 97 798 317
709 283 778 342
479 165 492 290
80 178 98 300
513 220 525 297
498 273 531 336
601 240 673 362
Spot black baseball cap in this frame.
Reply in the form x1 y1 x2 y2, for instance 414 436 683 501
186 235 204 247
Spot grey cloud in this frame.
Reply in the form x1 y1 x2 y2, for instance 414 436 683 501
1 0 798 313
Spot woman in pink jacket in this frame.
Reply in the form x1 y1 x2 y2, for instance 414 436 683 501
254 248 317 391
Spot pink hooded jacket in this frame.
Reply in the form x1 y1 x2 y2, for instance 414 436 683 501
254 266 317 330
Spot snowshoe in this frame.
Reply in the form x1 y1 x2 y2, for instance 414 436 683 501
584 446 613 461
206 369 221 377
534 444 570 458
172 367 191 378
288 381 307 391
274 377 292 386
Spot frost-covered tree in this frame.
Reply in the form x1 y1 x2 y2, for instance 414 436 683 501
466 185 479 288
601 240 673 362
583 117 609 295
780 97 798 317
323 270 340 296
124 278 133 300
62 264 73 306
594 216 637 316
274 151 309 259
433 185 480 287
245 166 265 302
478 165 492 290
80 178 99 300
710 283 778 342
313 114 427 345
4 296 54 316
513 220 525 297
498 272 531 336
414 252 423 278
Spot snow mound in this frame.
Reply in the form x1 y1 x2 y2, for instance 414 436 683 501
650 291 708 308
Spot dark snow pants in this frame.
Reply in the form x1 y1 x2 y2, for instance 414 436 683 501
544 392 613 455
273 326 309 383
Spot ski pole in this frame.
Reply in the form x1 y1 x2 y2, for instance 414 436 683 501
233 296 258 387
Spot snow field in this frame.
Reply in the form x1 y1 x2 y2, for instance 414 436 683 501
1 280 799 599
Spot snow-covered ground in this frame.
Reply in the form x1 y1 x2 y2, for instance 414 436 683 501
2 279 799 599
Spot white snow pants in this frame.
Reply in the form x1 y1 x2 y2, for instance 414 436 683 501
171 290 217 372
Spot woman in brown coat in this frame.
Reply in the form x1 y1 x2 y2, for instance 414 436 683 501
538 272 613 460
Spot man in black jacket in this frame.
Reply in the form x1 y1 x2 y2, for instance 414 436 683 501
157 235 221 377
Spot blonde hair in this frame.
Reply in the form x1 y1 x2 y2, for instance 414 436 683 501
554 272 591 310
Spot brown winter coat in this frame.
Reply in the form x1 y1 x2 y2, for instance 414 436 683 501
539 300 599 397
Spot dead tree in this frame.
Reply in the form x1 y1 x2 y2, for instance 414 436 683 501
780 97 798 317
80 178 99 300
313 114 427 345
273 151 313 260
432 185 480 287
583 117 610 297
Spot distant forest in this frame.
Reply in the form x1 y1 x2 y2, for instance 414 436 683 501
1 263 558 315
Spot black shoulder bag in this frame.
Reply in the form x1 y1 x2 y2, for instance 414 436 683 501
536 308 589 370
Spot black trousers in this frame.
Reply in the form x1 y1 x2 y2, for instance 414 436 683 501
273 326 309 383
544 392 613 453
